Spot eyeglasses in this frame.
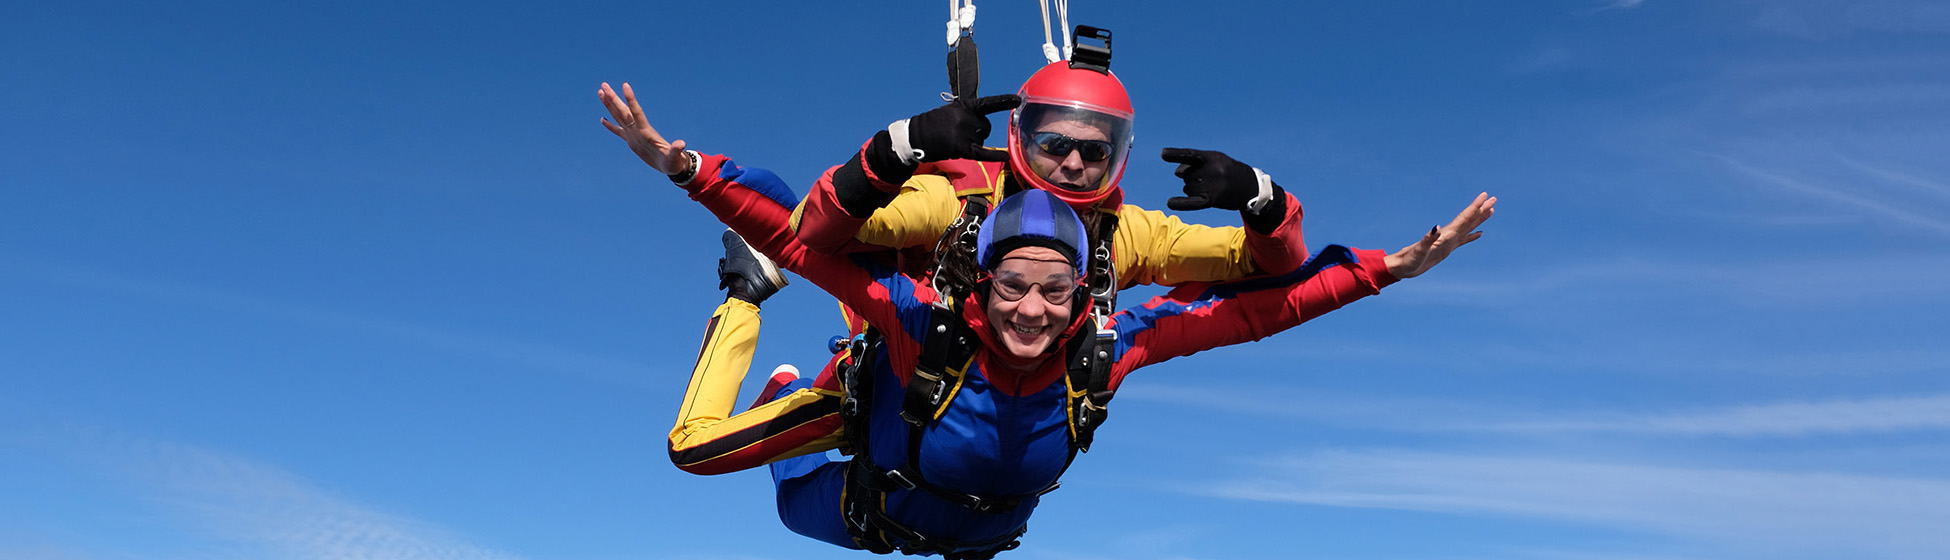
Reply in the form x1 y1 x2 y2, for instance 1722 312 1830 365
991 277 1080 305
1031 132 1114 163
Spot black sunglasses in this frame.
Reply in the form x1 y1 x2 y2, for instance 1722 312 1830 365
1031 132 1114 162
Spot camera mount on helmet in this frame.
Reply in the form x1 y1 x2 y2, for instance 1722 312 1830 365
1069 25 1112 74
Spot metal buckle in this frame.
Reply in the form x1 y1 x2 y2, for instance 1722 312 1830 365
884 469 918 490
844 495 869 532
927 373 951 405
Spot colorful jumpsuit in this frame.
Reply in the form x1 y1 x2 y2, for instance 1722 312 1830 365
672 154 1399 552
670 152 1313 476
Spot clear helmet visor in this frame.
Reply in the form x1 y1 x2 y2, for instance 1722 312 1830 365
1012 97 1133 195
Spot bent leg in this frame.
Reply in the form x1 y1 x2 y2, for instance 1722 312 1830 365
669 298 846 475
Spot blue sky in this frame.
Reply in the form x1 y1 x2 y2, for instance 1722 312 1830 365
5 1 1949 559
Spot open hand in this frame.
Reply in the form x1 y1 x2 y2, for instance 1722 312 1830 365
598 82 690 176
1385 192 1497 279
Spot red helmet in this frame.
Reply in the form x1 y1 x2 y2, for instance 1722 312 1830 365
1007 61 1135 210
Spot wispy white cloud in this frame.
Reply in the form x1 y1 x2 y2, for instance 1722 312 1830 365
1840 156 1950 196
1738 84 1950 115
1191 450 1950 560
1754 0 1950 40
1385 248 1950 312
1712 154 1950 235
1476 394 1950 437
1126 380 1950 440
36 430 530 560
1598 0 1645 12
0 258 650 387
1118 382 1507 431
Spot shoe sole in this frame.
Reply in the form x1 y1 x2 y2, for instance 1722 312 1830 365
725 230 789 290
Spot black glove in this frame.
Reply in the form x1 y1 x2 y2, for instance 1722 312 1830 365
1161 147 1266 212
897 94 1020 163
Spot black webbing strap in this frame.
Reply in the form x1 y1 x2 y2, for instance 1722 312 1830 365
838 330 881 456
1066 212 1121 452
845 458 1029 558
900 306 978 426
1085 213 1119 318
947 34 980 102
1064 316 1117 453
930 195 990 304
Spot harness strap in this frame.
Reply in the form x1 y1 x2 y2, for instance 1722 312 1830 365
1067 213 1120 452
901 306 978 426
930 195 990 303
845 453 1029 558
838 332 878 456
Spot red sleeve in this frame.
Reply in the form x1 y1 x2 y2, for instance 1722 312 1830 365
1243 190 1309 276
1102 246 1398 390
795 135 914 253
682 153 930 366
795 162 877 252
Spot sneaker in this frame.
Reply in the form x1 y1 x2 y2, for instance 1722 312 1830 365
719 229 788 304
748 364 800 410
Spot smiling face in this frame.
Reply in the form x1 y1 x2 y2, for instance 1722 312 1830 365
984 246 1079 362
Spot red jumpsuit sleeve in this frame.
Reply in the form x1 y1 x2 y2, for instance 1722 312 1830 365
1242 190 1309 276
1101 245 1398 390
683 152 930 365
794 134 917 253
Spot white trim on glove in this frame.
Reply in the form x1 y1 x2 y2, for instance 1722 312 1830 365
887 120 925 165
1245 167 1275 214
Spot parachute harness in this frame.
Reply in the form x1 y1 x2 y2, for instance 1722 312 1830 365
834 202 1121 558
828 10 1130 556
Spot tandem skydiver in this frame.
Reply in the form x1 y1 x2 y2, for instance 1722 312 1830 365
603 55 1322 475
599 80 1497 560
656 159 1494 556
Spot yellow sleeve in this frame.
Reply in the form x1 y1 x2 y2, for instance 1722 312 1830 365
852 174 966 250
1111 204 1260 288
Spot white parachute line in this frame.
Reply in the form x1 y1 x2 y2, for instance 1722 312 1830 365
946 0 976 45
1057 0 1071 60
1036 0 1073 62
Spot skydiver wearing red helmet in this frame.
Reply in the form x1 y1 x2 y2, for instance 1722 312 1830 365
793 57 1310 291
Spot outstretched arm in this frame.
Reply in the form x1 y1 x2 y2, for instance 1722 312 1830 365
594 81 929 342
598 81 693 177
1107 192 1499 386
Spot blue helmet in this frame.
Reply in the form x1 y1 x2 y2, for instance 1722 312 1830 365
976 189 1088 274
